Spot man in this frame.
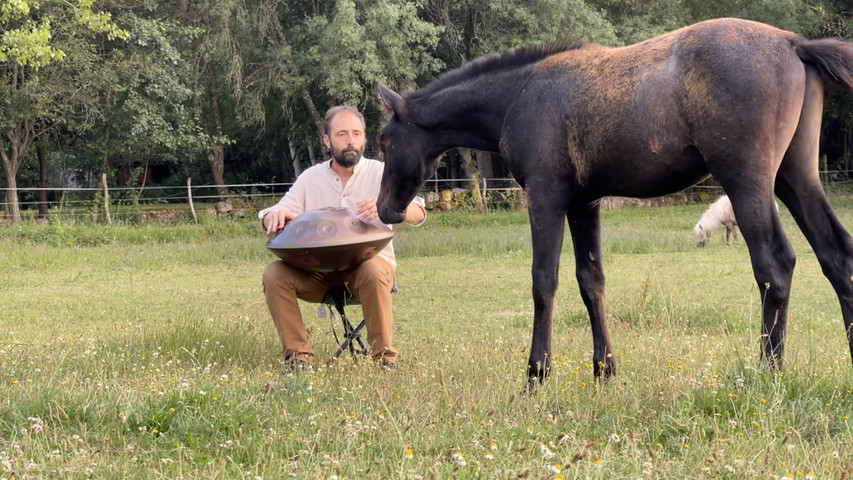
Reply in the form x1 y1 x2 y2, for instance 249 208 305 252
260 105 426 372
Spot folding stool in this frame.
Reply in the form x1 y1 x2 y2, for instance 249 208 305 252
321 285 397 367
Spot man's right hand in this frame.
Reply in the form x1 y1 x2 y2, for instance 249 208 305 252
263 210 295 237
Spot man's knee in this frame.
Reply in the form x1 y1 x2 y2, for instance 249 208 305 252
352 258 394 289
263 261 305 295
262 261 287 287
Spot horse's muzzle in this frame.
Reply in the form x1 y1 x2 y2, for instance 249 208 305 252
378 203 406 224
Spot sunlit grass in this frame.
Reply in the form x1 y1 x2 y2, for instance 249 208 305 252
2 195 853 478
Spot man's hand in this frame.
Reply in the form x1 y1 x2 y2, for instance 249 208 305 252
263 209 295 237
355 197 379 222
404 201 426 226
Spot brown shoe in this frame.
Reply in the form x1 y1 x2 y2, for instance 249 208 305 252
284 359 313 376
378 359 397 371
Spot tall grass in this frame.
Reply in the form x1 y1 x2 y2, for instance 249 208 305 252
2 198 853 478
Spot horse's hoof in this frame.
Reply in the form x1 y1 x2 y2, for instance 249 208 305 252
761 353 783 371
522 377 539 396
594 360 616 380
527 361 550 380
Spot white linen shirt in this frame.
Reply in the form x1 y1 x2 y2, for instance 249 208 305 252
258 157 425 271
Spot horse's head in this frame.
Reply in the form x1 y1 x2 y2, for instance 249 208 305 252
376 84 444 224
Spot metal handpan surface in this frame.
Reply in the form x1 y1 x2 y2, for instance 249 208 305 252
265 207 394 272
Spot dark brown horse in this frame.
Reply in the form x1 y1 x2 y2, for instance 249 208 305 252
376 18 853 390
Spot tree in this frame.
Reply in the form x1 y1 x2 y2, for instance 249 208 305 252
586 0 685 44
88 13 206 169
809 0 853 174
0 0 125 223
426 0 617 67
232 0 328 182
75 2 240 210
173 0 243 205
234 0 443 172
423 0 618 198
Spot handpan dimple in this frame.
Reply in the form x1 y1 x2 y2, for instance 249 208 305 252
347 218 368 234
315 220 337 238
265 207 394 272
289 222 309 240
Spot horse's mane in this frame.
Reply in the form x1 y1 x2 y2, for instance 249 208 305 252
408 42 584 99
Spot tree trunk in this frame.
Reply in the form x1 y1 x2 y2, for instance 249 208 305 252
289 138 303 177
841 128 853 177
457 148 483 210
58 144 68 212
475 151 495 211
299 88 325 138
1 131 30 224
102 173 112 225
205 61 229 200
3 175 20 224
37 141 49 219
206 147 227 199
265 5 325 137
476 151 494 184
307 143 318 166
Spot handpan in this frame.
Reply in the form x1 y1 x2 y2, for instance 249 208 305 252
265 207 394 272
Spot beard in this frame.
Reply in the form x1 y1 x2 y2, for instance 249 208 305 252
330 144 364 168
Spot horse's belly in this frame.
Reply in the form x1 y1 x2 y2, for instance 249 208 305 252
585 147 709 199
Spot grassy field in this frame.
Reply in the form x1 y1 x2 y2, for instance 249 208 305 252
2 195 853 479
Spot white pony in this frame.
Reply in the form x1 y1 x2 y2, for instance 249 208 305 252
693 195 780 247
694 195 737 247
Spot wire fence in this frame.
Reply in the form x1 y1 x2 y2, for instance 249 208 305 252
1 177 531 223
3 172 853 223
8 183 291 210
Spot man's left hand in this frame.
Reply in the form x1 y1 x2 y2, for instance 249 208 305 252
355 197 379 222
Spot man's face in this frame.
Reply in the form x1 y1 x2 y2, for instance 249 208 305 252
325 111 366 168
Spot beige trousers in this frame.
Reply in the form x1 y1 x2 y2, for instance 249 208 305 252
262 256 396 364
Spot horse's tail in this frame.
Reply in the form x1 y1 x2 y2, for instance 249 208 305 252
793 37 853 91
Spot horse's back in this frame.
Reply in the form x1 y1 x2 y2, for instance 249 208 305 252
529 17 804 114
670 18 803 97
530 18 802 114
504 18 808 198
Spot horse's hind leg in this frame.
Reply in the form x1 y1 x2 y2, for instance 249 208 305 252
567 201 614 378
777 181 853 361
777 175 853 336
775 66 853 364
724 188 796 367
702 61 813 368
707 157 796 365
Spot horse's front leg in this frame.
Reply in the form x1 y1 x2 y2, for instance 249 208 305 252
568 202 615 379
526 197 567 392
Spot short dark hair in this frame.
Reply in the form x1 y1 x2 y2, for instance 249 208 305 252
323 105 366 136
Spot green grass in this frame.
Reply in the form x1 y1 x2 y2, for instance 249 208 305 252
2 197 853 478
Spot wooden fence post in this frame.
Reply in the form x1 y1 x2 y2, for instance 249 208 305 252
102 173 112 225
187 178 198 222
482 177 489 214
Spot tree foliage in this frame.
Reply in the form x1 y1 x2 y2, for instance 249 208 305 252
2 0 853 222
0 0 126 222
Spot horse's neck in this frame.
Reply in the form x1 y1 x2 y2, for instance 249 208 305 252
415 66 534 152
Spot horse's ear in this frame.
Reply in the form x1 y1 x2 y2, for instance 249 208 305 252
378 83 405 115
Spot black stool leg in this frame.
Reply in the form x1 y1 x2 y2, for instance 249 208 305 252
326 295 368 367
